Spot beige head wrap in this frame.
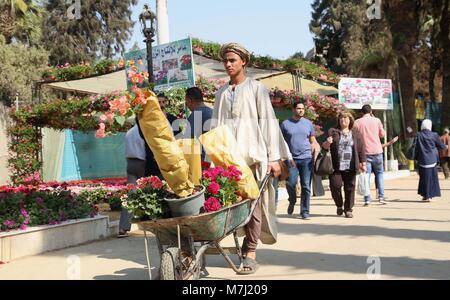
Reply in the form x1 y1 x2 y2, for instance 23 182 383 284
219 43 251 66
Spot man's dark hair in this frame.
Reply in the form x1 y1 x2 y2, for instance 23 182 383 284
157 92 166 98
292 101 305 109
185 87 204 102
362 104 372 114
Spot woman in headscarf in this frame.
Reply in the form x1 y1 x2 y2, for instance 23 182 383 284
415 119 448 202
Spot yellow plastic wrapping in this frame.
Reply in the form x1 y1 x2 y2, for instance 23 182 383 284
199 126 260 199
176 139 202 185
138 91 194 197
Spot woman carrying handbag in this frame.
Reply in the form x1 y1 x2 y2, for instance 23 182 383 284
322 112 367 218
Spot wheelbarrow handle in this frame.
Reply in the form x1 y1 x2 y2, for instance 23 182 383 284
258 173 272 195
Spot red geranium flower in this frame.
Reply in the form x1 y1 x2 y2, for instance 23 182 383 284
204 197 221 212
207 182 220 195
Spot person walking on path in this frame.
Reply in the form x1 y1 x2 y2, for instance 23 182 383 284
322 112 366 218
118 123 147 238
212 42 290 275
354 104 386 206
281 102 317 219
440 128 450 180
414 120 448 202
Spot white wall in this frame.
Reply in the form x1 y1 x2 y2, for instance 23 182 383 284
0 102 11 185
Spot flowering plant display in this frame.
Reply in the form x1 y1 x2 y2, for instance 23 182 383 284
0 185 97 232
195 75 227 101
124 176 170 220
40 58 125 82
201 166 243 213
0 177 132 232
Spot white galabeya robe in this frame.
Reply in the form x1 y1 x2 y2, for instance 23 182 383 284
212 77 291 244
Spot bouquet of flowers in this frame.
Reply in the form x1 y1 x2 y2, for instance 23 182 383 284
201 166 243 213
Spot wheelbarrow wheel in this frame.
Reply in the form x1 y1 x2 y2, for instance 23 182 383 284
160 247 183 280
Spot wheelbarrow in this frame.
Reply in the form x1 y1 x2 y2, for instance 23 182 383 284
137 173 272 280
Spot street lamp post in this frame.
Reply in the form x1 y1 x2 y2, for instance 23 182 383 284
139 4 157 86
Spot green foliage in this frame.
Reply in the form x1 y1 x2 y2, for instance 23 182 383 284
94 59 116 75
0 0 43 46
42 0 138 65
40 58 124 82
0 35 49 105
75 189 125 211
55 64 94 81
163 87 187 118
7 121 42 186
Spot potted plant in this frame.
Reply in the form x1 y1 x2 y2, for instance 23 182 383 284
124 176 170 221
164 185 206 217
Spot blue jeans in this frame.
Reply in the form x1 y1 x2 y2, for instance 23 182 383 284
365 154 384 203
286 158 313 215
273 176 279 210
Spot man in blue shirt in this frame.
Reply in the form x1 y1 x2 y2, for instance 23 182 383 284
281 102 316 219
184 87 213 161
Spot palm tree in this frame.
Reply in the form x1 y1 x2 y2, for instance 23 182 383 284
0 0 41 45
9 0 29 16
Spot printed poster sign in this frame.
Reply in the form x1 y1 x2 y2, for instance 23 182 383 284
338 78 393 110
124 37 195 92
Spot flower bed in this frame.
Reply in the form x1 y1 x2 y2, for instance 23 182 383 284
0 178 130 232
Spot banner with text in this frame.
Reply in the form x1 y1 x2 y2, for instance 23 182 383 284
338 78 393 110
124 37 195 92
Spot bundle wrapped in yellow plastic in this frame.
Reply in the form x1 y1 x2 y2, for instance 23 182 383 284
138 91 194 197
199 125 260 200
176 139 202 185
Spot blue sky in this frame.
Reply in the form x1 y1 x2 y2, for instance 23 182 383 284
126 0 315 60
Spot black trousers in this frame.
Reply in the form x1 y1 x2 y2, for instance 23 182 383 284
329 171 356 212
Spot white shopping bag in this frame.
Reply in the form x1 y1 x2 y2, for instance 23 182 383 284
357 173 370 196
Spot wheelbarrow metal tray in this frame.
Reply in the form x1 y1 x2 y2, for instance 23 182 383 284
137 199 253 243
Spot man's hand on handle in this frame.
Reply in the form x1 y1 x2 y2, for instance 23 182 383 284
267 161 281 177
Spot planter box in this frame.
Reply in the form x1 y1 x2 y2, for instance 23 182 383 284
0 215 118 263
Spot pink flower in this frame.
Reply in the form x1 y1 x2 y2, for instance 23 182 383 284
95 127 106 139
208 182 220 195
105 112 114 124
202 169 213 179
204 197 221 212
211 166 224 178
149 176 164 190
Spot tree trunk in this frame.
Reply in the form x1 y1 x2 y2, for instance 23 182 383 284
398 55 417 136
440 0 450 129
386 0 419 137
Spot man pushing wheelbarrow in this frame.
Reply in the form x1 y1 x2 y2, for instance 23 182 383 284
135 42 290 278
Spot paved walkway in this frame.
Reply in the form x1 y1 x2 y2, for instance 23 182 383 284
1 174 449 280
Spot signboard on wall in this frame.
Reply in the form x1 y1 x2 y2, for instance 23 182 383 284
338 78 393 110
124 37 195 92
